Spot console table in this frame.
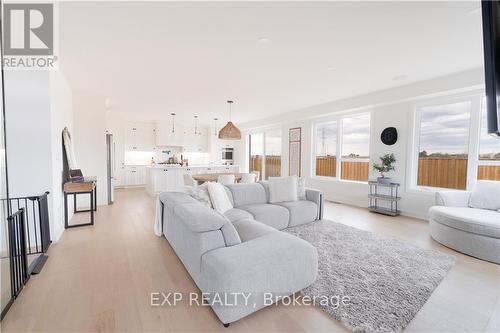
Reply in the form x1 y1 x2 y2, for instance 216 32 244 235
63 177 97 228
368 181 400 216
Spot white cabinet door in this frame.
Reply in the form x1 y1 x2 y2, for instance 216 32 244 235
121 166 146 186
126 168 137 185
125 123 155 151
135 166 146 185
124 126 138 151
151 170 164 193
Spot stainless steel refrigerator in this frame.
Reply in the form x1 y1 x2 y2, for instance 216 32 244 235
106 134 115 204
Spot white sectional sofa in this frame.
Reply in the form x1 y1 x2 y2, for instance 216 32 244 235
158 182 323 326
429 181 500 264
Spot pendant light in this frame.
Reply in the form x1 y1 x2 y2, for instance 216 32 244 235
218 100 241 140
194 115 200 135
170 113 176 133
213 118 218 136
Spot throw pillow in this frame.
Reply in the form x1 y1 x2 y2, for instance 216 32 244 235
297 176 306 200
188 183 212 208
269 176 298 203
207 182 233 214
469 180 500 211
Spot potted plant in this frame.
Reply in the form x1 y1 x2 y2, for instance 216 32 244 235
373 153 396 184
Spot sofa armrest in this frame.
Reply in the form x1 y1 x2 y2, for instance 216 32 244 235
306 188 324 219
435 191 471 207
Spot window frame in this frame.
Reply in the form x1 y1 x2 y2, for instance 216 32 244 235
312 111 371 183
407 93 484 194
247 127 283 180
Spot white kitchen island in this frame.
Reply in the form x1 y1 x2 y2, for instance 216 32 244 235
146 165 239 196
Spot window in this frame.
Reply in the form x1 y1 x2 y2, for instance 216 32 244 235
416 101 471 190
315 122 337 177
249 129 282 180
249 133 264 180
341 113 370 181
264 129 281 179
313 113 370 182
478 98 500 180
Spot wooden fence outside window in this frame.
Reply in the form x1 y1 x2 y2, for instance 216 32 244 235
252 155 500 187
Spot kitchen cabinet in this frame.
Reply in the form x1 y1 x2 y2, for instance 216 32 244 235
146 165 240 196
124 122 155 151
116 166 146 187
155 122 209 152
146 167 183 195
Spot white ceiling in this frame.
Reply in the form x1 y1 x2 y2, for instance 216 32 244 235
59 1 484 126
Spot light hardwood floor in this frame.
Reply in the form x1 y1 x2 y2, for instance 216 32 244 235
1 187 499 332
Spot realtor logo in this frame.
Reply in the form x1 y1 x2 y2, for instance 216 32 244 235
3 3 54 55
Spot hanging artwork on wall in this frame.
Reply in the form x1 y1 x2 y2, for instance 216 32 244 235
289 127 301 177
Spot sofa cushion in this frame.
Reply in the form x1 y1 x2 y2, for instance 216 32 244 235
469 180 500 211
268 176 298 203
238 204 290 230
232 219 277 242
225 183 267 207
187 183 212 208
223 208 254 223
275 200 318 226
429 206 500 238
207 182 233 213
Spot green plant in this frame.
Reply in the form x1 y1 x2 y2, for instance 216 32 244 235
372 153 396 178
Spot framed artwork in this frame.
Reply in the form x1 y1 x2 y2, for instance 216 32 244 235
289 127 301 176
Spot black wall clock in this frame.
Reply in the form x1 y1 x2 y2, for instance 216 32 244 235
381 127 398 145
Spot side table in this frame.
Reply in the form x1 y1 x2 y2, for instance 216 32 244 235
64 177 97 228
368 181 401 216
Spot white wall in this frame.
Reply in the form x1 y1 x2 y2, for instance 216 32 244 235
239 68 485 219
49 71 74 240
73 92 108 206
5 71 53 198
4 70 74 242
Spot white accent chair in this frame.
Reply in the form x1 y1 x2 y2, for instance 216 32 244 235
429 180 500 264
240 173 257 184
183 174 197 186
217 174 235 185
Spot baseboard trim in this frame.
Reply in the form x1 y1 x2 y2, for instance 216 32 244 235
325 199 427 221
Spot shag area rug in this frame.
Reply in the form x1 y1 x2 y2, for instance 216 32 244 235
285 219 456 333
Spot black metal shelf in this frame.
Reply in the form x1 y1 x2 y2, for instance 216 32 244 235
369 206 401 217
368 193 401 201
368 181 400 217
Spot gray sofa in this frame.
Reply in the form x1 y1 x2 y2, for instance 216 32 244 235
429 190 500 264
159 182 322 326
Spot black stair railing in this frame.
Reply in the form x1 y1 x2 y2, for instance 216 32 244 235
0 192 51 320
7 208 29 299
2 191 51 261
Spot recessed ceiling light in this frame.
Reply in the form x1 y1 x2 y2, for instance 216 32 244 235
258 37 270 44
327 67 336 71
392 74 408 81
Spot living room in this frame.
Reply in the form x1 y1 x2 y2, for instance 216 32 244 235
0 1 499 333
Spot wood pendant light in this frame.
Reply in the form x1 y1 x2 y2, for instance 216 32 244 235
218 100 241 140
